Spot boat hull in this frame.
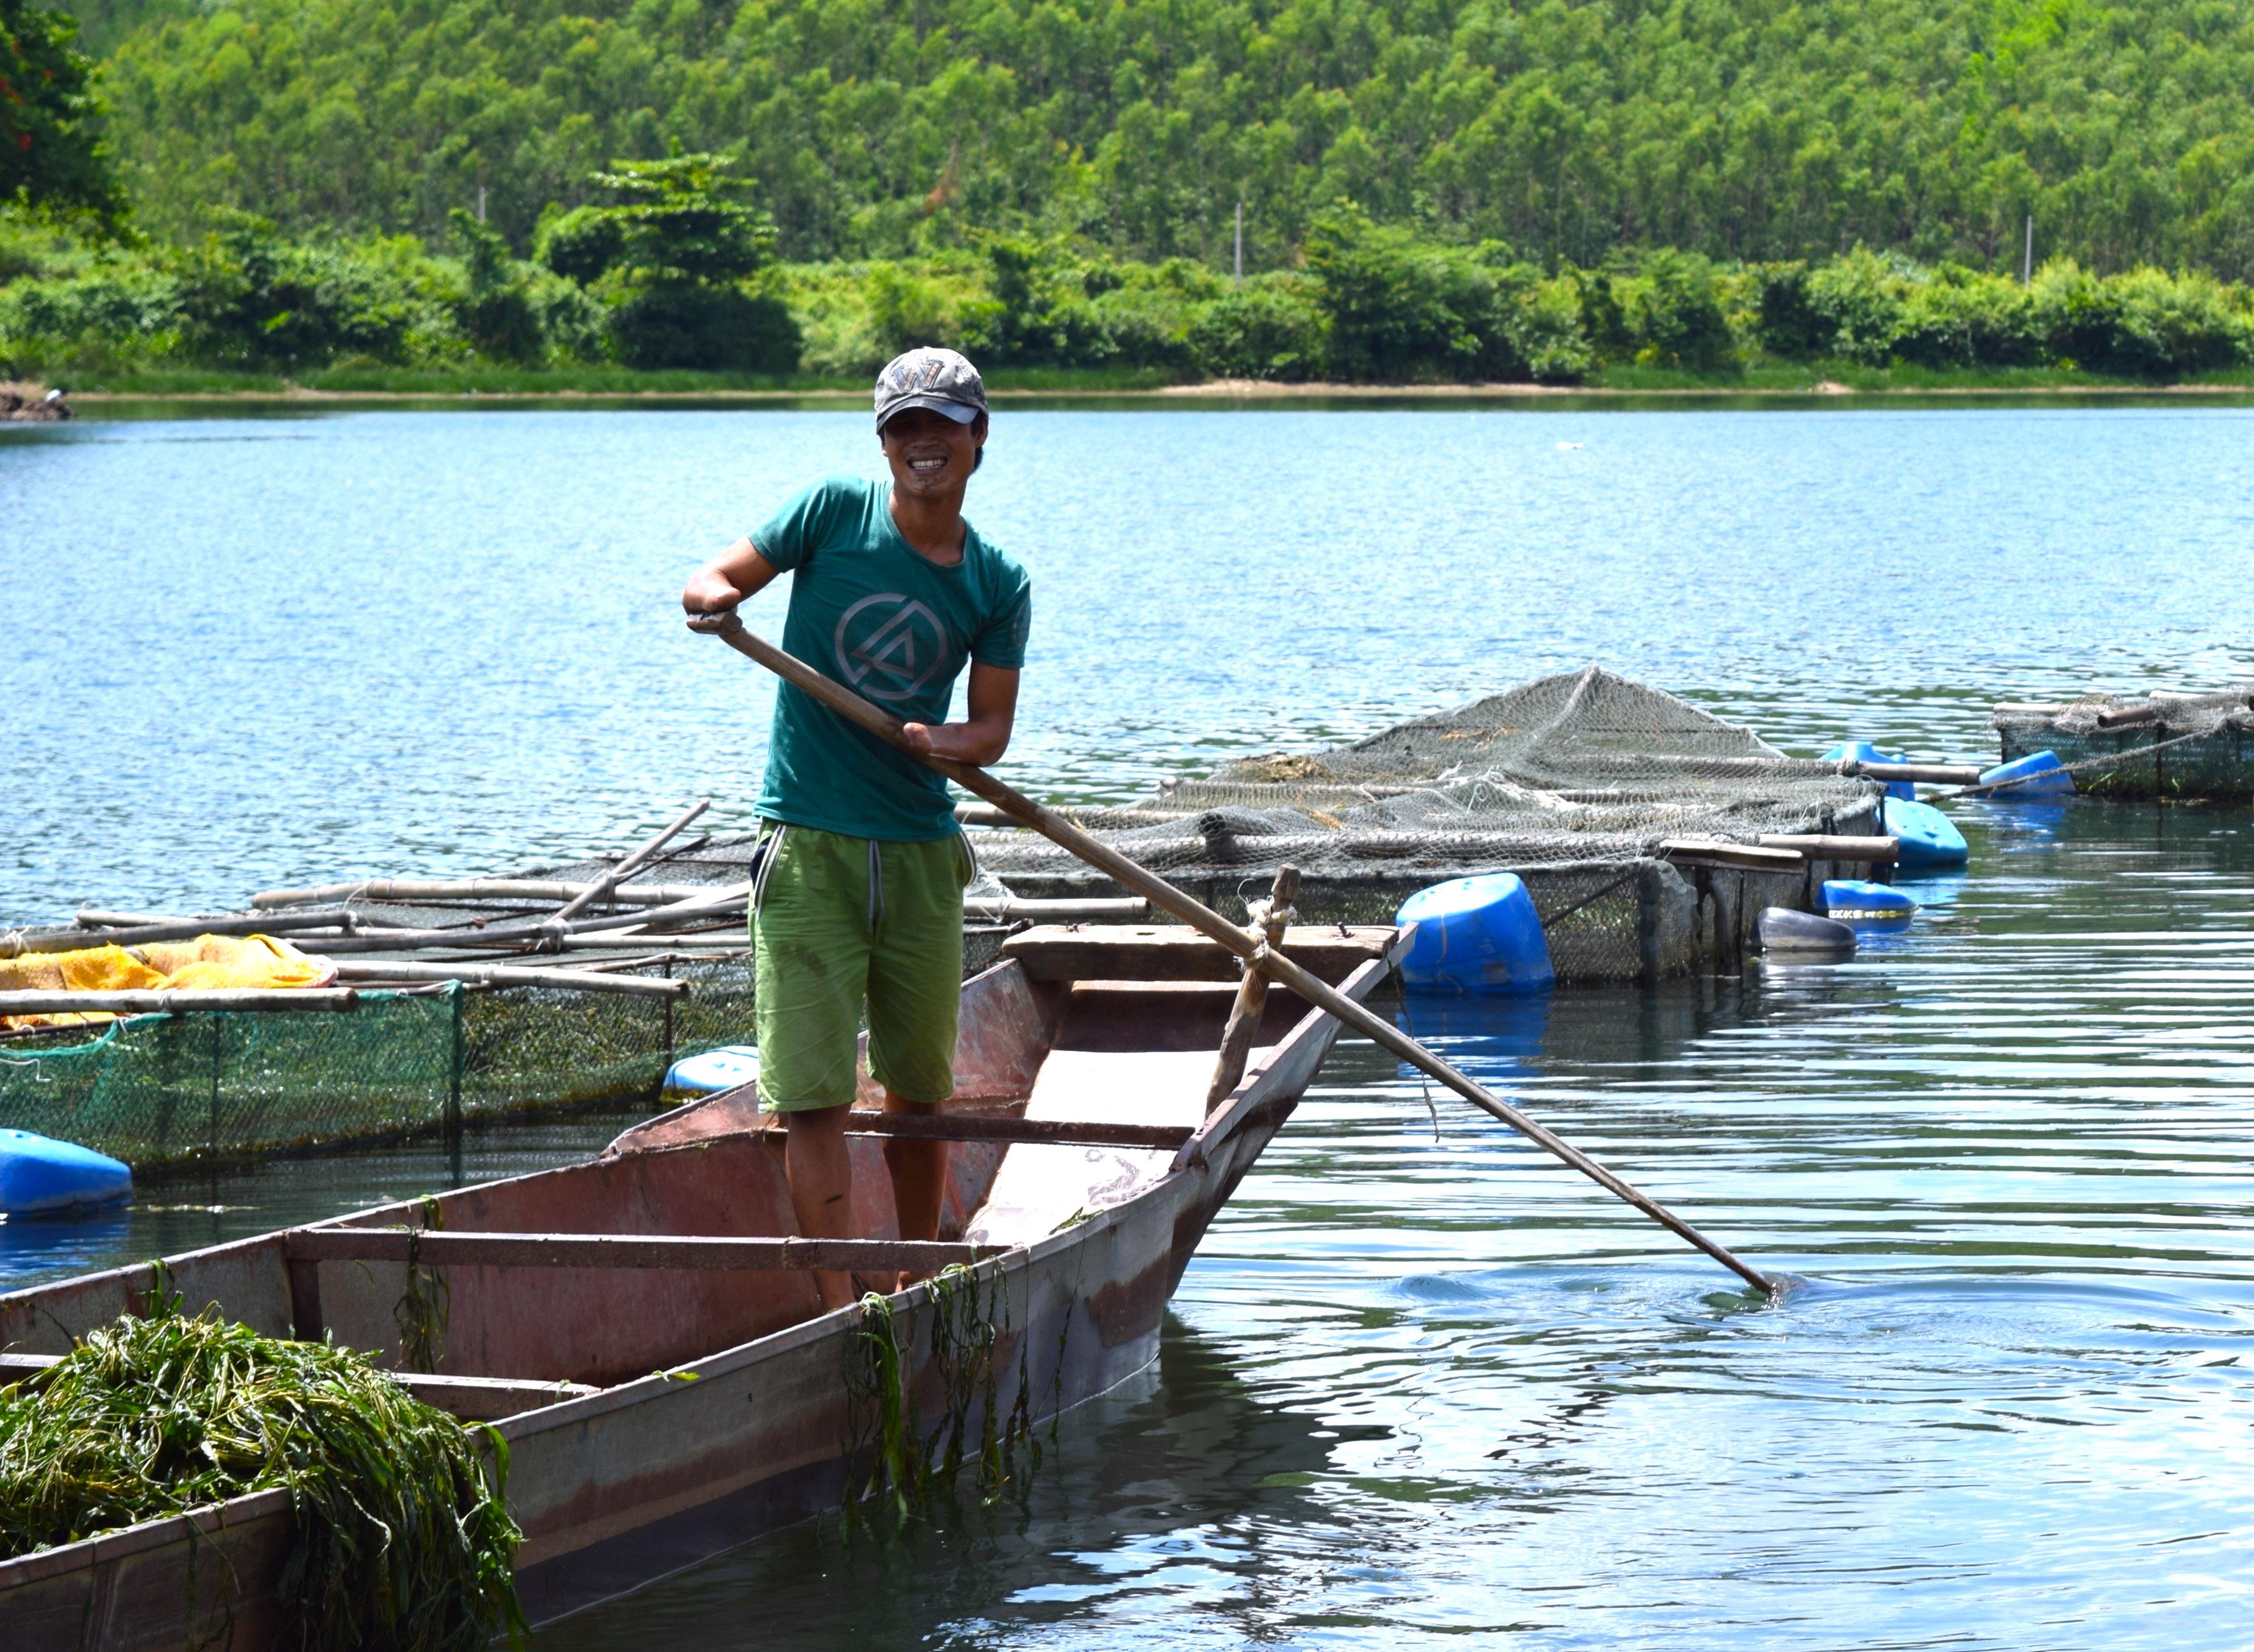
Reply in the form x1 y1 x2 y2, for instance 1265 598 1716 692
0 938 1403 1648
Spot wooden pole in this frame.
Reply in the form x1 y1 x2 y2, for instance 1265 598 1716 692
252 879 726 910
1755 834 1901 861
1846 760 1983 785
11 909 355 956
303 880 754 953
695 613 1776 1297
1207 864 1298 1108
320 959 690 998
547 799 711 928
0 989 359 1015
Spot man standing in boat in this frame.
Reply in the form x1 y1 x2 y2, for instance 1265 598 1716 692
683 348 1031 1311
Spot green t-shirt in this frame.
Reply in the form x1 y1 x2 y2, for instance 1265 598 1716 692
751 474 1032 841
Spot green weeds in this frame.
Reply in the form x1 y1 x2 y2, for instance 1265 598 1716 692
842 1264 1042 1530
0 1308 523 1652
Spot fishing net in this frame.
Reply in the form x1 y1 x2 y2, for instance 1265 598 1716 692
0 956 759 1173
0 919 1029 1173
965 667 1883 985
1993 684 2254 800
975 666 1876 883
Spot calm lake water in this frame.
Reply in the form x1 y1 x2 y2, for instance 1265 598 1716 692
7 402 2254 1649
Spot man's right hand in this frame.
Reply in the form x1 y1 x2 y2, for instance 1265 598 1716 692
683 538 783 629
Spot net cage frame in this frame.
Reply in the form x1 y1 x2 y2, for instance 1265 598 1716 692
0 955 759 1174
1994 684 2254 802
971 666 1888 981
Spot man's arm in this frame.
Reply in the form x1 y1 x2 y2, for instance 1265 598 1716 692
904 663 1018 766
683 538 782 621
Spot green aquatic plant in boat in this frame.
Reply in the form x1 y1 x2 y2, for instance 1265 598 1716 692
395 1193 452 1374
0 1305 524 1652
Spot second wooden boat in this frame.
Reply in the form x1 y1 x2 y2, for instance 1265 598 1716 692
0 922 1406 1649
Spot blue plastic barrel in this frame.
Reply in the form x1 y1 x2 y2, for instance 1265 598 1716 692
1819 879 1919 931
1824 740 1915 802
1396 873 1554 994
1883 795 1970 872
1979 749 2075 799
662 1044 761 1101
0 1129 132 1217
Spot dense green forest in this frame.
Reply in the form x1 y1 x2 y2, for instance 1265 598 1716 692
55 0 2254 276
8 0 2254 386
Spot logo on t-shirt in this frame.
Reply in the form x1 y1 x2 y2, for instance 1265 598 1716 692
834 593 949 702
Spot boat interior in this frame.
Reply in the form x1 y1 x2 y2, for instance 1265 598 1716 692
0 926 1397 1409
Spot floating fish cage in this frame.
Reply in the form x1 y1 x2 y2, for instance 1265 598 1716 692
975 667 1891 984
1993 687 2254 801
0 956 759 1175
0 845 1033 1176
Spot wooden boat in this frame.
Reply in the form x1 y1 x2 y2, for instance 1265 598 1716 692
0 923 1406 1650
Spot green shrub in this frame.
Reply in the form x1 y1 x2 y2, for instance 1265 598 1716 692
0 262 179 372
149 213 455 368
1805 249 1908 364
535 206 625 286
609 284 800 372
1618 249 1734 369
864 259 985 359
1077 258 1217 371
525 270 606 364
1570 268 1632 363
1188 275 1330 379
1892 267 2040 368
2031 261 2246 376
448 209 539 364
1514 276 1594 383
1305 207 1538 381
1753 262 1825 359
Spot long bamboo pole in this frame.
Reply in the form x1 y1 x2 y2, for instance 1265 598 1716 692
0 990 359 1015
7 909 356 956
251 879 725 910
547 799 711 928
695 613 1775 1296
320 959 690 998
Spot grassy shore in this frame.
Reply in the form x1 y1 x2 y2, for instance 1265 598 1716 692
44 359 2254 404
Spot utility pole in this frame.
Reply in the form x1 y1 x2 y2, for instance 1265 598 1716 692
478 184 488 225
1233 200 1243 288
2022 213 2033 285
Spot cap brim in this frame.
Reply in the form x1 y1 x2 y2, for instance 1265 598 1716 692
876 394 984 431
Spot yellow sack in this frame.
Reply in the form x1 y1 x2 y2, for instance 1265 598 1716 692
0 934 334 1031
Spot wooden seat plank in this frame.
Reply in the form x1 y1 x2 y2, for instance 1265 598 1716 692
1001 923 1394 982
283 1230 1003 1272
839 1111 1192 1149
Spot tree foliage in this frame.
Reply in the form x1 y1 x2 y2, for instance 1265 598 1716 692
532 150 795 371
83 0 2254 280
8 222 2249 384
1 0 122 224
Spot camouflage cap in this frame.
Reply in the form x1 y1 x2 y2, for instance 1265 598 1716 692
874 346 988 432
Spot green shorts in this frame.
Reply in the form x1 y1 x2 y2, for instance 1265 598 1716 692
751 823 972 1112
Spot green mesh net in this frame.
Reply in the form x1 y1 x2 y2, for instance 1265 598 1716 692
0 957 758 1173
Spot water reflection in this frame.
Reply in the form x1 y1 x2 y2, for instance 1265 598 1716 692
536 1318 1358 1650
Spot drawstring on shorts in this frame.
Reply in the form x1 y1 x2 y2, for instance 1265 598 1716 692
752 825 787 916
